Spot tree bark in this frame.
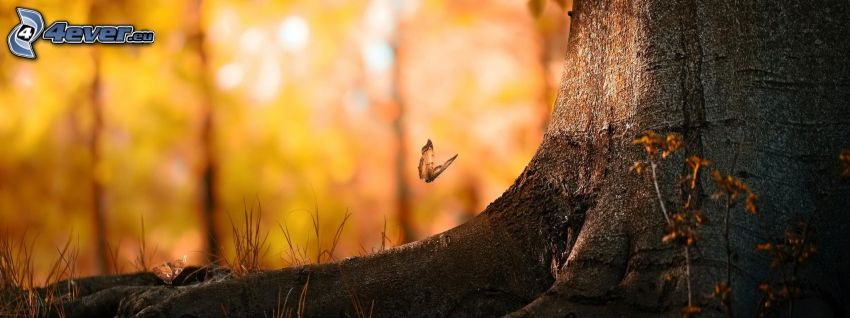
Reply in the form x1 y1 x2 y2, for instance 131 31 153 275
509 0 850 316
44 0 850 317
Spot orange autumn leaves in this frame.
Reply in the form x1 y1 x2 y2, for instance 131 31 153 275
631 130 759 216
711 170 758 215
631 130 759 248
631 130 682 160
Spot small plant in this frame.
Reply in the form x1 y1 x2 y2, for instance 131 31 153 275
316 209 352 264
278 204 352 267
359 216 394 256
629 131 840 318
134 216 159 272
632 130 684 223
0 231 78 317
266 276 315 318
105 240 124 274
632 130 706 316
278 218 310 267
709 169 759 317
755 222 817 317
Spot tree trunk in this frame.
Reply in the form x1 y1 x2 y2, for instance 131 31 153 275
189 0 221 263
89 37 109 275
509 0 850 315
49 0 849 317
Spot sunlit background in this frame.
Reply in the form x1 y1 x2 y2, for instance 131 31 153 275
0 0 570 281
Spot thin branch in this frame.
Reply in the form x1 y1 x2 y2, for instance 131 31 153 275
649 160 671 225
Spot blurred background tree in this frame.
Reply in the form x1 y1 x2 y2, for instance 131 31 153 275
0 0 570 281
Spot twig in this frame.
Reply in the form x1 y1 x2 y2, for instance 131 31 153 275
649 159 671 225
685 246 693 308
723 196 734 317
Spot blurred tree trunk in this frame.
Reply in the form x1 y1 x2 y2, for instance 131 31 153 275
88 5 109 275
390 4 415 244
188 0 220 263
538 0 572 131
392 65 416 244
54 0 850 316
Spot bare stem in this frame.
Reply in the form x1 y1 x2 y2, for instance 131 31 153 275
685 246 693 308
649 160 671 225
723 197 734 317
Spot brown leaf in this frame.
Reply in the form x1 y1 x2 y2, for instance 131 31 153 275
686 155 710 169
663 133 683 159
756 243 773 252
662 231 678 244
630 161 644 175
633 130 663 157
840 149 850 178
693 211 707 225
714 282 732 299
681 305 702 317
745 193 759 214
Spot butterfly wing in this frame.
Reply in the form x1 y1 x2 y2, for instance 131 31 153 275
153 255 188 285
169 255 187 281
418 153 427 180
429 154 458 182
419 140 434 181
152 263 175 284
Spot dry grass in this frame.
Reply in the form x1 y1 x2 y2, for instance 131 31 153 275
0 231 78 317
266 276 309 318
1 200 381 317
104 240 124 274
278 203 352 267
359 216 393 256
0 230 36 317
268 287 294 318
346 288 374 318
225 201 271 276
134 215 158 272
297 275 309 318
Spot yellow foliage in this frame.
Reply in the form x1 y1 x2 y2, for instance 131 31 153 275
0 0 560 279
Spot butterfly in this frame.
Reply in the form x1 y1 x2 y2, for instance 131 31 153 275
152 255 187 285
418 139 458 183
